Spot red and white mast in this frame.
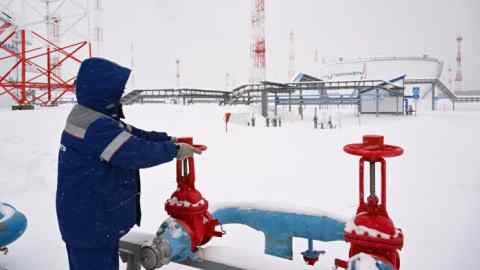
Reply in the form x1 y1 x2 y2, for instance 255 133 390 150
288 29 295 81
91 0 103 56
250 0 266 84
454 35 463 92
447 66 453 87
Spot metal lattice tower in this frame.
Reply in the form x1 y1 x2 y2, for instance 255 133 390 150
288 29 295 81
454 35 463 92
314 48 319 63
250 0 266 84
250 0 268 116
91 0 103 56
0 0 91 106
361 63 368 80
129 42 135 88
40 0 62 79
44 0 61 41
44 0 62 77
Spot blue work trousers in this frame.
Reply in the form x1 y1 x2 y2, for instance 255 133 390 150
66 243 119 270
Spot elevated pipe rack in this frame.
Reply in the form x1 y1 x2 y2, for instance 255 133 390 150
122 77 480 113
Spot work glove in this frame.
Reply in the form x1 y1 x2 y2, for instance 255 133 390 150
175 143 203 160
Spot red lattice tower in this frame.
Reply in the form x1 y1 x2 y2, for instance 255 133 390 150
0 26 90 106
454 35 463 92
288 29 295 81
249 0 266 84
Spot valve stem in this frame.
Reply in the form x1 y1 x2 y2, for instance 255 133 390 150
369 161 376 198
183 159 188 177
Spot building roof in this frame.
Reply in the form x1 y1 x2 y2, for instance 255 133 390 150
292 73 322 82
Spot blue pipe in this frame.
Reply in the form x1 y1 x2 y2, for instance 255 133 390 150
156 218 194 262
348 254 394 270
212 206 346 260
0 203 27 248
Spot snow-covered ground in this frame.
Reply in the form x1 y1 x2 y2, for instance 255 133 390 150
0 103 479 269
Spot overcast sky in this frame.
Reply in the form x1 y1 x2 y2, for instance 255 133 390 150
96 0 480 90
2 0 480 94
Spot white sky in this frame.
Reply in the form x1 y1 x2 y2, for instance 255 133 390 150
100 0 480 90
1 0 480 92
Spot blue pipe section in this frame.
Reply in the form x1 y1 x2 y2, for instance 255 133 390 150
156 218 194 262
0 203 27 248
212 206 346 260
348 255 394 270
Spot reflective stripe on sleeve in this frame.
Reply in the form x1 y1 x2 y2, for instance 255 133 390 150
100 131 132 162
64 123 87 139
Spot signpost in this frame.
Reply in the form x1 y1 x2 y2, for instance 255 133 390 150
412 87 420 100
412 87 421 115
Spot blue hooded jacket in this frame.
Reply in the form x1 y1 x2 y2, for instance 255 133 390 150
56 58 177 247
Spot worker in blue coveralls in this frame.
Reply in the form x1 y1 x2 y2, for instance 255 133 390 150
56 57 202 270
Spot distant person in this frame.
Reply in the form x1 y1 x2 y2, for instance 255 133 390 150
328 116 335 129
56 58 203 270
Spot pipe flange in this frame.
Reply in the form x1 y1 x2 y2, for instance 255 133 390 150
140 238 172 270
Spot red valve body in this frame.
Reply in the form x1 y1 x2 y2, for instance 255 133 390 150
342 135 404 269
165 137 223 251
303 256 319 266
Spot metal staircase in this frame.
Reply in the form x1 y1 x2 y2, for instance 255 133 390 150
405 79 480 104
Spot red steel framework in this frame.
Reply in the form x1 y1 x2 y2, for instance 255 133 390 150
0 25 91 106
250 0 266 84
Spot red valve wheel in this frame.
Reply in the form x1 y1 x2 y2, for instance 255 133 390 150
344 135 403 159
177 137 208 152
192 144 207 152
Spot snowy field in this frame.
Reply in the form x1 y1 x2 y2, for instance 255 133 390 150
0 103 479 269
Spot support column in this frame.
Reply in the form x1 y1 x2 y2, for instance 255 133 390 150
261 88 268 117
431 83 435 111
300 88 303 106
274 92 278 116
47 47 52 102
358 96 361 116
288 91 292 112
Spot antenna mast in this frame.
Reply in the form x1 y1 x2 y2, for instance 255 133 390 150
250 0 266 84
454 35 463 92
288 29 295 81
